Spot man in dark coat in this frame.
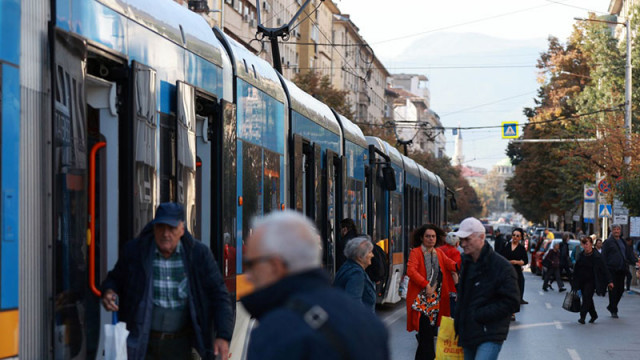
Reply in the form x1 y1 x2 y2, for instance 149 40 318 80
101 203 233 360
453 217 520 359
336 218 358 270
559 232 573 281
601 224 637 318
493 228 505 255
241 210 389 360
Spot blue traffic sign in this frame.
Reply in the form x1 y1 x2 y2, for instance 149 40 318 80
599 204 612 218
502 122 518 139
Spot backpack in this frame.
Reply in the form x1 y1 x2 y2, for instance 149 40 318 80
366 244 388 283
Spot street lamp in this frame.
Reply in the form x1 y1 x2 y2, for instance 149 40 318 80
575 17 632 167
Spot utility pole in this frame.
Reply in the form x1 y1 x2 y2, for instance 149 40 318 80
624 19 632 167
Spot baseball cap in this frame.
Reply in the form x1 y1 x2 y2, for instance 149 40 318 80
453 217 485 238
151 202 185 227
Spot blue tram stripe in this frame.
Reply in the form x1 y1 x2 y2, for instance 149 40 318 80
0 0 20 66
1 64 19 309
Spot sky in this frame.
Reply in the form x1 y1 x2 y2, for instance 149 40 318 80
335 0 612 170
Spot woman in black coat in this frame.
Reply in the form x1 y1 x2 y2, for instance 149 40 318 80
500 228 529 309
572 236 613 324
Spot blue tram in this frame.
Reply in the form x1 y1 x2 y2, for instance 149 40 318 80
1 0 448 358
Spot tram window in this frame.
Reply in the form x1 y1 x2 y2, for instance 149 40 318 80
263 150 280 214
241 142 262 259
221 101 237 285
159 113 176 202
391 193 403 253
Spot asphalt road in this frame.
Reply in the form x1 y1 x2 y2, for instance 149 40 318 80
378 269 640 359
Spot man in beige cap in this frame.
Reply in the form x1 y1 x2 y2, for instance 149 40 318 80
453 217 520 360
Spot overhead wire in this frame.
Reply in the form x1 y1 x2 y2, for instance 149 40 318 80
351 105 623 131
302 7 388 116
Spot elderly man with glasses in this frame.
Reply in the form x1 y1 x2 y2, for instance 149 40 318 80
240 210 389 360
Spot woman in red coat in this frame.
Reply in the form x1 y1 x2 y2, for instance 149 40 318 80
406 224 458 360
439 232 462 317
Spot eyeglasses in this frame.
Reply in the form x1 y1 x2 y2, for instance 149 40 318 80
243 256 274 270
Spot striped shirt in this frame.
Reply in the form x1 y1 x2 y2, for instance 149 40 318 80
153 243 188 309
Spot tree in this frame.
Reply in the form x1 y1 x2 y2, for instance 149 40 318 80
505 33 595 223
292 71 354 119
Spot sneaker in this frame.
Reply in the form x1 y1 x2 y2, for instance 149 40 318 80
578 318 585 324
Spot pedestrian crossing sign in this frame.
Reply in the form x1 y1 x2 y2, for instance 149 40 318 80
599 204 612 218
502 122 518 139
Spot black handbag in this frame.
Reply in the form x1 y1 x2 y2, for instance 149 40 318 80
562 290 581 312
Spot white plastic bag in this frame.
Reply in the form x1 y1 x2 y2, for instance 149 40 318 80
399 275 409 299
103 322 129 360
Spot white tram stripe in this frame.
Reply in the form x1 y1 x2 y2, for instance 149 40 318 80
554 320 563 330
567 348 581 360
382 307 406 326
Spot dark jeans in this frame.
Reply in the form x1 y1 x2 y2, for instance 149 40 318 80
625 267 632 290
516 270 525 300
579 281 597 320
608 269 626 313
415 313 436 360
146 335 192 360
560 263 572 282
543 267 564 289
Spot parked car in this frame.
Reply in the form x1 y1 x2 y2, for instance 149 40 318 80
484 225 494 242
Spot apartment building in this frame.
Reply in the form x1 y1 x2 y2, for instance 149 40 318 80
331 14 389 123
296 0 340 78
387 74 446 158
608 0 638 42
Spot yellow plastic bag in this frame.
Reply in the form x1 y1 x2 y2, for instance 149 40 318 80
435 316 463 360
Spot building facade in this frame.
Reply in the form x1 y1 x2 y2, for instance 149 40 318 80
387 74 445 158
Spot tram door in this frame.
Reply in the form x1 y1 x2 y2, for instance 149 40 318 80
52 32 125 359
176 82 198 238
325 149 342 277
292 135 331 268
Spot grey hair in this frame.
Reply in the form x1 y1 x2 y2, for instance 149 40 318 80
344 236 373 260
611 223 622 230
446 232 460 246
250 210 322 273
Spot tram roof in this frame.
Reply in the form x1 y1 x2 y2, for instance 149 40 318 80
281 78 341 136
418 163 438 188
101 0 227 67
217 32 286 103
401 155 420 180
334 112 368 149
365 136 403 167
436 175 445 193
